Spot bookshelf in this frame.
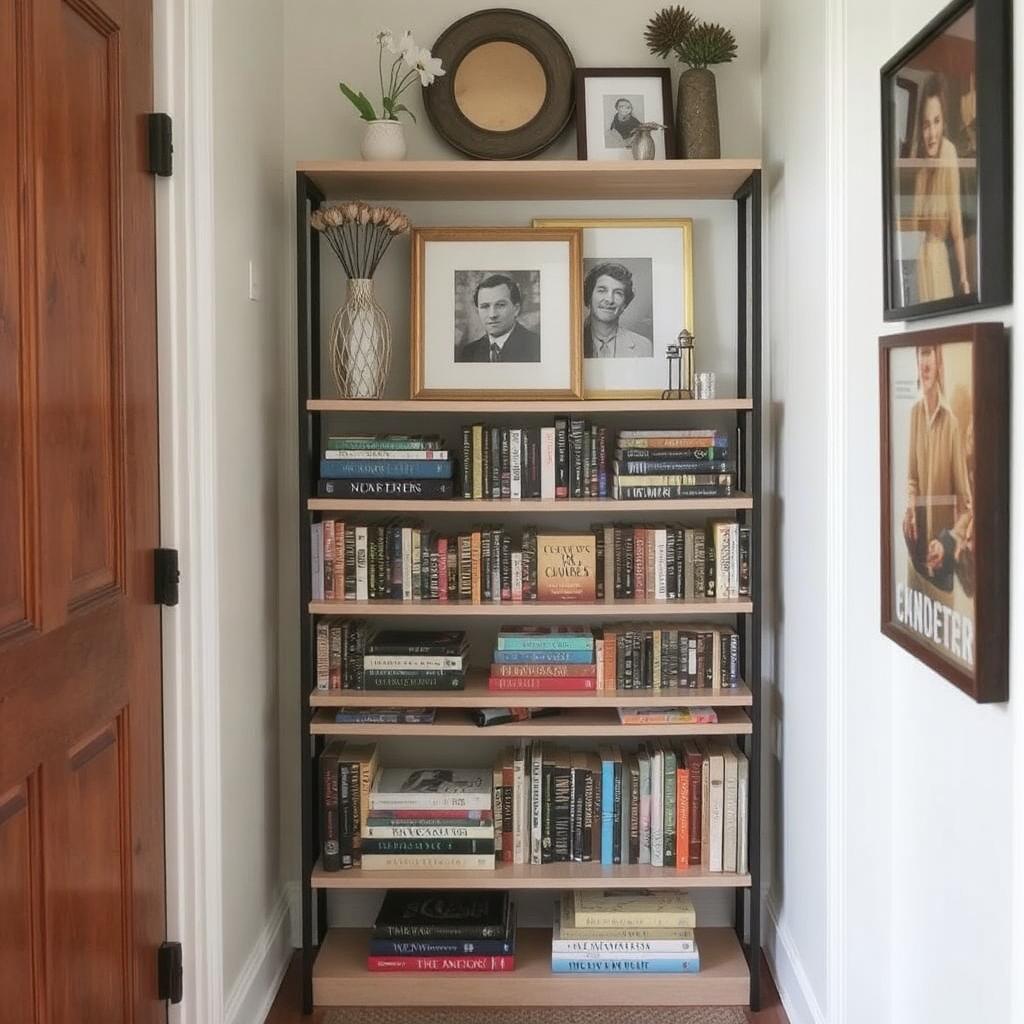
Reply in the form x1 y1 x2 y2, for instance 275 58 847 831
295 158 763 1013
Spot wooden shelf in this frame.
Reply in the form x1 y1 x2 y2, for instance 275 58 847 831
312 927 750 1007
309 706 751 737
310 676 752 709
309 598 753 617
308 397 753 413
311 860 750 890
309 494 753 513
298 158 761 202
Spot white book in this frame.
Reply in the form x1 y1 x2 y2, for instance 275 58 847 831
369 768 492 811
511 552 523 601
315 620 329 691
310 523 324 601
730 523 739 600
362 654 465 671
401 526 413 599
595 638 605 690
719 741 738 872
638 748 651 864
540 427 556 500
654 528 668 600
411 528 421 601
510 428 522 500
736 748 749 874
530 743 543 865
513 742 526 865
650 742 663 867
362 824 495 839
324 448 450 460
360 853 494 871
708 745 725 872
355 526 369 601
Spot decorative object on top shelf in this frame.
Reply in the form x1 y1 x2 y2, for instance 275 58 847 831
310 202 410 398
662 329 695 400
423 10 575 160
645 6 737 159
628 122 667 161
880 0 1011 321
410 227 583 400
879 322 1008 703
533 218 693 398
575 68 675 161
339 28 445 161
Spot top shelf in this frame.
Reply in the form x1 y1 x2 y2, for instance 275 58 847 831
297 159 762 202
309 398 752 414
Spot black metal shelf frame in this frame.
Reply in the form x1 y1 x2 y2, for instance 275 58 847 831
294 169 764 1013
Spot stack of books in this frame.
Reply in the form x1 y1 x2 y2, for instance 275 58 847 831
551 891 699 973
360 630 468 692
368 890 516 972
599 623 741 689
612 429 734 500
364 768 496 870
488 626 597 693
318 434 455 500
319 741 379 871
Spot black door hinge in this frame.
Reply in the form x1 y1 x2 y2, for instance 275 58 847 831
147 113 173 177
154 548 180 606
157 941 183 1004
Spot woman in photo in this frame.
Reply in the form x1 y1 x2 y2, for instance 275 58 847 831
910 73 971 302
607 98 641 146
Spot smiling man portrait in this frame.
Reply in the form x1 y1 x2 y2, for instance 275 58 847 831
583 260 654 359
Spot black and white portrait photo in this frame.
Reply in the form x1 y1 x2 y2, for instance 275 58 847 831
603 94 644 149
454 270 541 363
583 259 654 359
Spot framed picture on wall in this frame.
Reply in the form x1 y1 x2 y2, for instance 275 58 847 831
410 227 583 399
879 322 1008 702
532 218 693 397
880 0 1012 321
575 68 675 160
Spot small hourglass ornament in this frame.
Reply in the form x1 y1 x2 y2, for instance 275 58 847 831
662 328 695 399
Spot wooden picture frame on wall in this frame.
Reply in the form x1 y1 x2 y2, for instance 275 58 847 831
879 322 1008 702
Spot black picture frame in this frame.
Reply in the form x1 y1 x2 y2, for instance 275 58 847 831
574 68 675 161
880 0 1012 321
878 323 1009 703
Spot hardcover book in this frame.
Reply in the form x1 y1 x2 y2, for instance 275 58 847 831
373 890 510 939
535 534 597 602
571 889 696 928
317 479 454 499
370 768 492 810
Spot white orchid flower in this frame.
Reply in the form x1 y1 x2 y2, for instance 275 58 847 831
376 28 393 49
412 47 445 86
391 30 416 57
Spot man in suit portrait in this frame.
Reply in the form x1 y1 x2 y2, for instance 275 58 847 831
583 261 654 359
456 273 541 363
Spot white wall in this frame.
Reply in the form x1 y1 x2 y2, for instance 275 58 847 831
212 0 289 1004
763 2 1022 1023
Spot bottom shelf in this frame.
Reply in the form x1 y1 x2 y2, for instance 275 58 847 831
313 926 749 1007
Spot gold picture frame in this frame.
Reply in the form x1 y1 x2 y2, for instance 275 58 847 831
532 217 694 398
410 226 583 400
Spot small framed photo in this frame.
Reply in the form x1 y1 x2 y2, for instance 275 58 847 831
881 0 1012 320
533 218 693 398
879 322 1008 702
575 68 675 161
410 227 583 399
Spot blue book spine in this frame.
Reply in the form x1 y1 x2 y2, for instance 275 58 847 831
601 756 614 866
319 459 454 479
550 957 700 974
496 636 594 652
370 938 514 956
493 650 594 664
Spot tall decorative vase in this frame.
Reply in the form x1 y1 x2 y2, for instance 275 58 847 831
330 279 391 398
361 119 407 161
676 68 721 159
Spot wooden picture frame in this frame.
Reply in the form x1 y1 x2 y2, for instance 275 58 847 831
575 68 675 161
879 322 1008 702
410 227 583 400
532 217 694 398
880 0 1012 321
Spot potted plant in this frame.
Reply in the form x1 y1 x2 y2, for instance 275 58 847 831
645 6 737 159
340 29 445 161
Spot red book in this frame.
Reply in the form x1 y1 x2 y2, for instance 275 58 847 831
487 676 597 691
682 743 702 866
501 759 514 863
367 955 515 972
489 663 596 678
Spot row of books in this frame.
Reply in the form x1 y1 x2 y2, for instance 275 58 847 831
310 520 750 603
611 429 734 500
319 434 456 500
492 738 748 873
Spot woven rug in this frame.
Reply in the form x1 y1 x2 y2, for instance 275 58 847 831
325 1008 747 1024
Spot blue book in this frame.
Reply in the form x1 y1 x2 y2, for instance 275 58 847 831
550 957 700 974
493 650 595 665
496 635 594 652
599 746 615 866
319 459 453 479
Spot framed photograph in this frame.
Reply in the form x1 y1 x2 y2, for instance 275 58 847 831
410 227 582 399
575 68 675 161
880 0 1012 321
879 322 1008 702
533 218 693 398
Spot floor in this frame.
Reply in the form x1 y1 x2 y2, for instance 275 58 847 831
266 952 790 1024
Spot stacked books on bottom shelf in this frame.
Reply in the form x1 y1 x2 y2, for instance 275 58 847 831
552 890 699 973
364 768 496 870
368 890 516 973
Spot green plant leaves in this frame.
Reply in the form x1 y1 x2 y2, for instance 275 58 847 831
339 82 378 121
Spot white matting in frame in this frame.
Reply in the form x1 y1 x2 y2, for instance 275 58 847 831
582 75 669 161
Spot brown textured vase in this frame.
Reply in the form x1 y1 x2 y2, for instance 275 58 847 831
676 67 721 159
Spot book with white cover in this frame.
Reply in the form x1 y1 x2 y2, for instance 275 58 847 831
707 744 725 872
736 748 749 874
369 768 491 811
355 526 369 601
310 523 324 600
718 741 738 873
530 742 543 865
510 428 522 500
654 528 668 600
540 427 556 500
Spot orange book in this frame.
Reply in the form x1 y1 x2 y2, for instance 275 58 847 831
603 626 618 692
323 519 336 601
676 760 689 869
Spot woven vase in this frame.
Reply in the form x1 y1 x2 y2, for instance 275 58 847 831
329 278 391 399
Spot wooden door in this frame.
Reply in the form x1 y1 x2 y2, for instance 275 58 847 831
0 0 165 1021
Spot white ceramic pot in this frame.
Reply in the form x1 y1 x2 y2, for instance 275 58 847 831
360 119 407 161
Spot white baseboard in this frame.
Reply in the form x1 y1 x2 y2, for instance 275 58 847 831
764 897 827 1024
223 887 293 1024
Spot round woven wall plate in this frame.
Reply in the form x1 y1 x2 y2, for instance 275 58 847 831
423 9 576 160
